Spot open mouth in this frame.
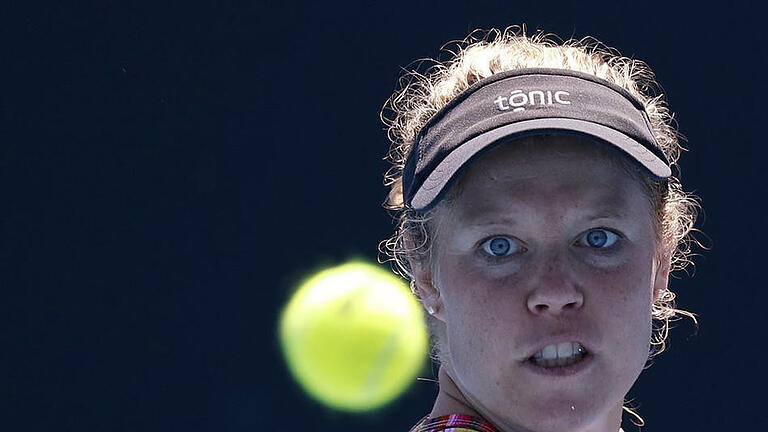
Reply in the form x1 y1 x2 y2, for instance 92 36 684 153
528 341 588 368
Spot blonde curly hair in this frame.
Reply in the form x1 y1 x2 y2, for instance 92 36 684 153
379 25 702 427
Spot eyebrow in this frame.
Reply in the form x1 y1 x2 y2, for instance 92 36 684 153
464 210 629 227
465 216 519 227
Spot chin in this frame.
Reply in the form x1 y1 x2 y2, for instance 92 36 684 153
508 395 614 432
518 413 604 432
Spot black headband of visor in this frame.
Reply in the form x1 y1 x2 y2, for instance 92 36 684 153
402 68 671 211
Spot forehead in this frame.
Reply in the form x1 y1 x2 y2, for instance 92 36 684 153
444 135 648 221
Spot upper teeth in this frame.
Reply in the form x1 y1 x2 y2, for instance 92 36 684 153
533 342 586 360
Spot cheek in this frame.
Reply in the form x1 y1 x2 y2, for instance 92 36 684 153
438 255 517 321
436 257 525 367
592 258 654 319
595 261 655 365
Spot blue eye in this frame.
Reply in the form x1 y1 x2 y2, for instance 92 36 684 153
482 236 519 257
581 229 619 248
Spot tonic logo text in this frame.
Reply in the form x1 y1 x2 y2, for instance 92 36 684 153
493 90 571 112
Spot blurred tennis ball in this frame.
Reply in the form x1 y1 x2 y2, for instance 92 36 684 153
278 260 428 412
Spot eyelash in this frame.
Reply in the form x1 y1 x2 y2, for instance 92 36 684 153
477 228 623 263
477 235 525 263
575 227 623 250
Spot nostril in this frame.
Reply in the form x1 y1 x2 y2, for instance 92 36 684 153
527 284 584 314
529 295 583 314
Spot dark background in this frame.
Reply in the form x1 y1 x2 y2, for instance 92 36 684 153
3 1 765 431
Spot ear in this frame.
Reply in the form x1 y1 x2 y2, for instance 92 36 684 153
653 251 672 302
410 259 446 322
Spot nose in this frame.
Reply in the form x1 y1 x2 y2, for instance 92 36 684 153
526 256 584 315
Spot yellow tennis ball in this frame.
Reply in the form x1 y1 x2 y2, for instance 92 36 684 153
278 260 428 412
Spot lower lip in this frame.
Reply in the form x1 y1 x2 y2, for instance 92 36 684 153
521 353 594 377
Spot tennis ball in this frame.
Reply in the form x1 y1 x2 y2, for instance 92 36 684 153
278 260 428 412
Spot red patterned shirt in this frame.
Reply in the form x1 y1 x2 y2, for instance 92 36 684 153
408 414 500 432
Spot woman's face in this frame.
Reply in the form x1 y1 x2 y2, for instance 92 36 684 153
418 135 669 432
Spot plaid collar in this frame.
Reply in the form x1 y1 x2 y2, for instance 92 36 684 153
410 414 500 432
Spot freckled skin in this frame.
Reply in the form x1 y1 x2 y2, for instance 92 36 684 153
413 136 670 432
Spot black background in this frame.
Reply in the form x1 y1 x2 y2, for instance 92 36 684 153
3 1 766 431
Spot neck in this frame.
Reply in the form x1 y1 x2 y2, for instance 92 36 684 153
429 366 482 419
